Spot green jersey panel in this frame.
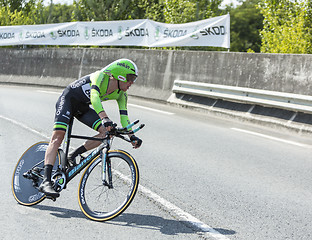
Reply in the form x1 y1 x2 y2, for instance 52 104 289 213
90 71 130 128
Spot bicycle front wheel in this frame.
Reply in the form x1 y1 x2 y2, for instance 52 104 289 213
78 150 139 221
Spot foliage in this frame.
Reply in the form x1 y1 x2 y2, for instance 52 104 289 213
71 0 222 23
139 0 165 21
72 0 164 21
0 0 45 25
258 0 312 54
223 0 263 52
162 0 221 24
45 3 74 23
0 0 74 25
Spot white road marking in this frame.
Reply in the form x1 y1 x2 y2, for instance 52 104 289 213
36 90 60 95
128 103 175 115
231 128 311 148
115 170 230 239
0 115 50 139
138 185 231 240
2 114 229 240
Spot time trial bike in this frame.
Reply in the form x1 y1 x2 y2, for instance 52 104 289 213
12 119 144 221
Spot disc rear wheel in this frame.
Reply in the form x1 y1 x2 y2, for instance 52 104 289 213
12 142 60 206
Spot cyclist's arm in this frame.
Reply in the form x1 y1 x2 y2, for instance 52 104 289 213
117 92 142 148
89 71 108 119
117 91 131 128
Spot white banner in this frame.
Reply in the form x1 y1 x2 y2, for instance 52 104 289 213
0 14 230 48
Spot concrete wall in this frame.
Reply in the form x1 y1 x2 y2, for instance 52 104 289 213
1 48 312 101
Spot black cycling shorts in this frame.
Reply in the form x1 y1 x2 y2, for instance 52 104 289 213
53 87 102 132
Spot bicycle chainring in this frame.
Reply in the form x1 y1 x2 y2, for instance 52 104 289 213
52 171 67 192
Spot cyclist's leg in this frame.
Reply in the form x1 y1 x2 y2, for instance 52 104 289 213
39 91 72 197
39 130 65 197
44 130 66 166
69 107 105 161
84 125 105 150
77 106 106 150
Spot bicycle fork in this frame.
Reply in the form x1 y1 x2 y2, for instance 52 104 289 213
100 146 113 189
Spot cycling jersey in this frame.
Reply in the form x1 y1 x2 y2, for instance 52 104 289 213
53 71 130 132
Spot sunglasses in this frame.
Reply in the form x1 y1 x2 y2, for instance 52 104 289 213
126 74 137 83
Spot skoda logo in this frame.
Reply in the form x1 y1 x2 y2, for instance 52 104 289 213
118 26 123 40
50 31 57 40
191 27 199 40
84 27 89 40
154 26 161 41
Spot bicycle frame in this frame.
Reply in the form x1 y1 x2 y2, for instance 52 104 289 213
57 118 110 188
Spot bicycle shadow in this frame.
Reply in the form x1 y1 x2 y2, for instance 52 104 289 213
108 212 236 237
33 205 236 237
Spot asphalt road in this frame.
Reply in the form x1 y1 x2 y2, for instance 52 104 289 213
1 85 312 240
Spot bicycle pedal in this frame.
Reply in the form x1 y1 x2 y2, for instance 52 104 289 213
22 171 32 179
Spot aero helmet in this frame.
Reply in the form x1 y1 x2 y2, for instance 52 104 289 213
103 59 138 83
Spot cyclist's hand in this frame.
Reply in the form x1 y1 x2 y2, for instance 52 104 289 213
130 135 142 149
102 117 113 132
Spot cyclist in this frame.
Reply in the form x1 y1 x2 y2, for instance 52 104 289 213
39 59 142 198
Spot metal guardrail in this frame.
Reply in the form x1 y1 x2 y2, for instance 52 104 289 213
171 80 312 114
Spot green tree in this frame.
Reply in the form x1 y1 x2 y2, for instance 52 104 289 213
162 0 222 24
72 0 222 23
72 0 165 21
0 0 46 25
72 0 143 21
44 3 74 23
0 0 24 11
162 0 197 23
258 0 311 53
305 0 312 52
136 0 165 21
224 0 263 52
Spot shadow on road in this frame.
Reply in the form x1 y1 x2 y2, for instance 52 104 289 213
33 204 85 219
109 212 236 237
33 204 236 237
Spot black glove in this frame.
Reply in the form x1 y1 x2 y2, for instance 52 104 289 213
102 117 113 128
130 135 142 148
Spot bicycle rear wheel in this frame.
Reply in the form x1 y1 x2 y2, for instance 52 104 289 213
12 142 60 206
78 150 139 221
